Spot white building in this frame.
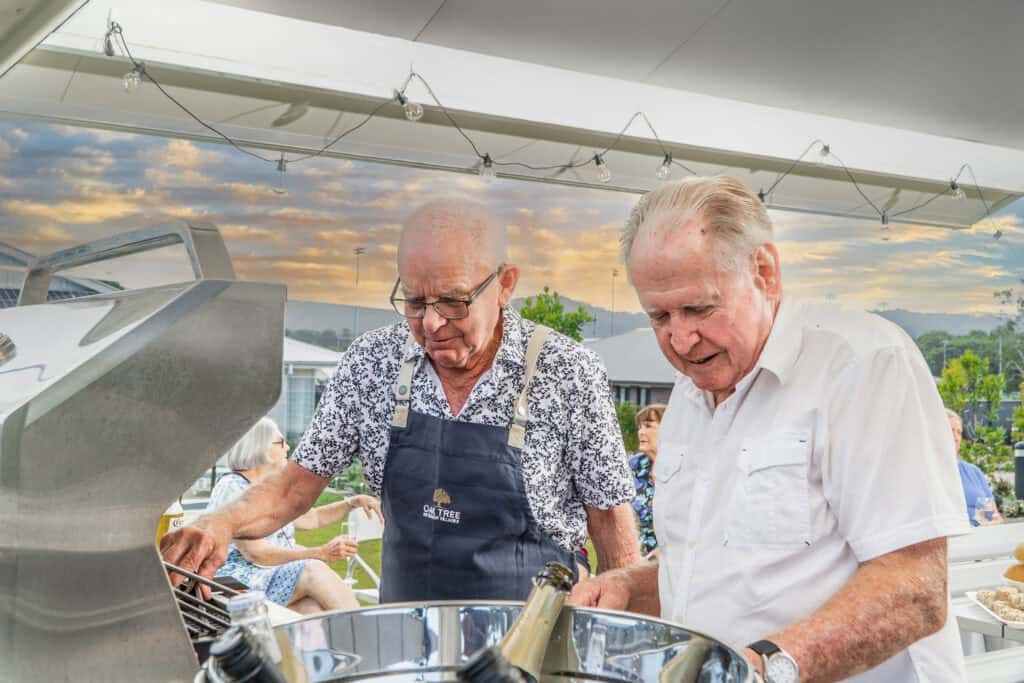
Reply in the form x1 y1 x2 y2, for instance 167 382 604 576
269 337 341 442
586 328 676 407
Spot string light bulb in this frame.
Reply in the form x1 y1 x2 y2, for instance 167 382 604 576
479 153 496 181
818 143 831 162
594 154 612 183
994 229 1004 241
881 211 889 226
272 153 288 195
656 154 673 181
757 189 768 203
122 65 142 94
394 90 424 122
950 180 966 201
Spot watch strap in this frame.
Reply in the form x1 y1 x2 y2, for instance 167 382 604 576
747 640 782 657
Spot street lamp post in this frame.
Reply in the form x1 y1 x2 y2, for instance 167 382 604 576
942 339 949 368
610 268 619 336
351 247 366 348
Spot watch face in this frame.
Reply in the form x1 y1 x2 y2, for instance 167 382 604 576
765 654 799 683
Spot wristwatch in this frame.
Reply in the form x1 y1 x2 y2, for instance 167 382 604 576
747 640 799 683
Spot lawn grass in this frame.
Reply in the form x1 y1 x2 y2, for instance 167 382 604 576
295 492 599 596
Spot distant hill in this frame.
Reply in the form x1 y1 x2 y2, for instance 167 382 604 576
512 295 649 338
874 309 1003 338
286 300 400 337
283 298 1006 343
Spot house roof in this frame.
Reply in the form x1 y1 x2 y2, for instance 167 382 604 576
283 336 340 367
586 327 677 387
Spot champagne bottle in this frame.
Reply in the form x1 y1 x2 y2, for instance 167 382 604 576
458 562 574 683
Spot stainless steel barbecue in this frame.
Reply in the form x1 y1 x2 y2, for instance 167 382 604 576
0 222 286 682
1 223 750 683
262 602 752 683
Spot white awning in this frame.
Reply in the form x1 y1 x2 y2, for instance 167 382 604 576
1 0 1020 228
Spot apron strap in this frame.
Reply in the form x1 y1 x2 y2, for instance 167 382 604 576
392 333 418 428
508 324 552 448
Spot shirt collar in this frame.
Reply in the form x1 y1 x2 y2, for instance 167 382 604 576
756 295 802 386
401 305 526 368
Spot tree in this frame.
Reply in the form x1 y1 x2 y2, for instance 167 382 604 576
519 287 594 341
916 324 1024 391
616 401 639 453
938 349 1012 477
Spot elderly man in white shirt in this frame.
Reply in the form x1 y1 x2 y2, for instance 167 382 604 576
570 176 970 683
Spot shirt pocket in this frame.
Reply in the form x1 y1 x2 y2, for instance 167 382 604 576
726 431 811 547
652 449 683 485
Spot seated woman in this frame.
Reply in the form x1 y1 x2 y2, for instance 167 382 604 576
631 403 667 558
946 409 1004 527
207 417 383 613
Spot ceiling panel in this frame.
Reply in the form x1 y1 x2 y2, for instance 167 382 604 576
416 0 725 81
646 0 1024 150
209 0 445 41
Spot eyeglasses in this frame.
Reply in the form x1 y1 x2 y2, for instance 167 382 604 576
271 438 286 448
390 267 502 320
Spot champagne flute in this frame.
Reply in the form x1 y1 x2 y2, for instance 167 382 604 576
340 521 357 586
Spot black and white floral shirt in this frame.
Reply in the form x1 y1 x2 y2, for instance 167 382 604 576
292 306 633 551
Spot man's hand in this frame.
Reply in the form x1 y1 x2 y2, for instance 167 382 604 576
347 494 384 524
568 574 632 610
319 536 359 562
159 516 232 598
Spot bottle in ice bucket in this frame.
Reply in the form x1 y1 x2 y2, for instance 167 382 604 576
155 500 185 545
225 590 282 664
458 562 574 683
208 626 288 683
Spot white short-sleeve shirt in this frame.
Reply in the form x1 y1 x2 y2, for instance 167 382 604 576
654 296 970 683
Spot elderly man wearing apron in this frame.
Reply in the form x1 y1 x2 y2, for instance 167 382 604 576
162 199 640 602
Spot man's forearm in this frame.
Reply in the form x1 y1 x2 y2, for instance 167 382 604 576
212 463 327 540
587 503 642 571
763 538 948 683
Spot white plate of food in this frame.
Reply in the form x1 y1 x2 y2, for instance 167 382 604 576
968 586 1024 628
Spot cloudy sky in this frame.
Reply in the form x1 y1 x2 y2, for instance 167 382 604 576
1 118 1022 315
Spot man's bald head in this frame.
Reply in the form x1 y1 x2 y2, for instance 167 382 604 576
394 200 519 372
398 200 507 274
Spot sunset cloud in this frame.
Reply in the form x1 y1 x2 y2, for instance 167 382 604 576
1 118 1022 317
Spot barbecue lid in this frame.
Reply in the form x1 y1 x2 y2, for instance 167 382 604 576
0 283 188 419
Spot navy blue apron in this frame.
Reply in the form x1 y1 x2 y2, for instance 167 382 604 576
379 325 576 602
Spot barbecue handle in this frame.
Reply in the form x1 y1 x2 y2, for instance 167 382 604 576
17 221 236 306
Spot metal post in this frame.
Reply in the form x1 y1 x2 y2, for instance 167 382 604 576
1015 442 1024 500
610 268 618 336
352 247 365 344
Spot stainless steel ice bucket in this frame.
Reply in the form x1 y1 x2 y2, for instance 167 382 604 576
271 602 753 683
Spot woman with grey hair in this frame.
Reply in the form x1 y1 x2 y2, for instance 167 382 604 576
206 417 383 613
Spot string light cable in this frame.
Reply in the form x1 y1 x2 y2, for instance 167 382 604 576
101 20 1007 230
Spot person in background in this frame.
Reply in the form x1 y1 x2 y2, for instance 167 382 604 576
947 408 1004 527
631 403 667 558
206 417 382 613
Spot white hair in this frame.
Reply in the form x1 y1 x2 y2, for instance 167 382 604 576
399 199 507 268
945 408 962 423
224 417 279 471
621 176 774 273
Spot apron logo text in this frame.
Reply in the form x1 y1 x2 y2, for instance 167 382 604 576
424 488 461 524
